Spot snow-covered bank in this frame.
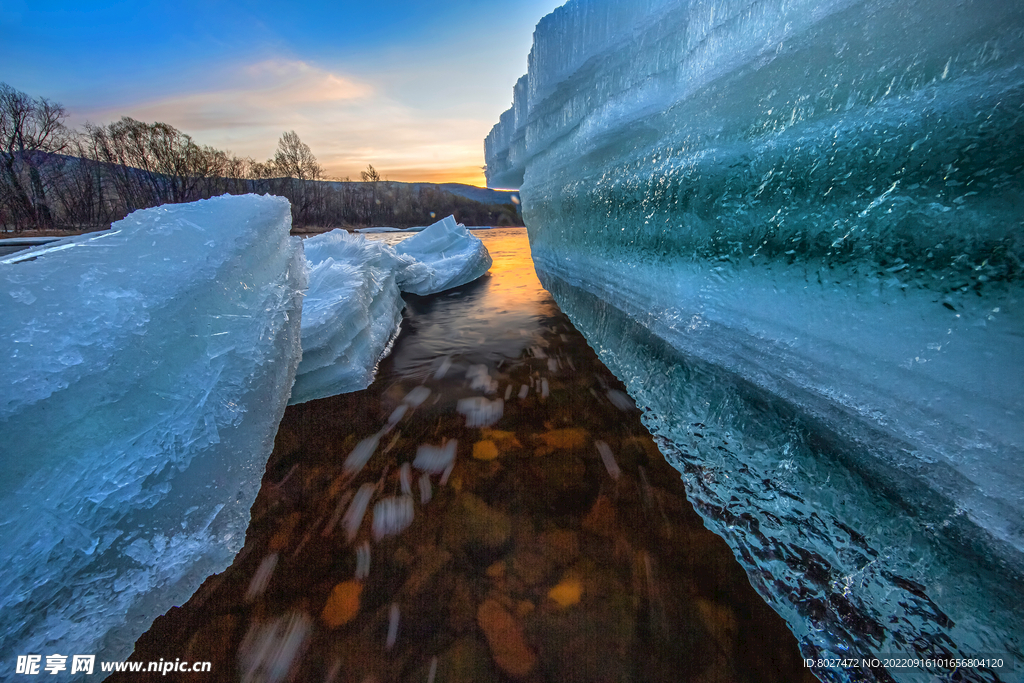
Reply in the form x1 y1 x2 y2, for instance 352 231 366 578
291 215 492 404
0 195 305 666
487 0 1024 679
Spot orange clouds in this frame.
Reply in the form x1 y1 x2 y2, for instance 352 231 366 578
77 59 374 131
240 59 374 104
69 56 497 186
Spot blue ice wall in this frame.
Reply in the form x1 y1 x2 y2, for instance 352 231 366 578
487 1 1024 680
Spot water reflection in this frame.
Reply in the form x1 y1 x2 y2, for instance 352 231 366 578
372 228 561 376
113 228 812 683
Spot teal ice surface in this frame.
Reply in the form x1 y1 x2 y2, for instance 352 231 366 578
485 0 1024 680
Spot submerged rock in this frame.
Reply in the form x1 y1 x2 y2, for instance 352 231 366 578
477 598 536 678
534 427 589 456
547 576 583 608
442 493 512 562
322 580 362 628
472 440 500 461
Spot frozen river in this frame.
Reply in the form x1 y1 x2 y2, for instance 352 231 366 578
114 227 813 682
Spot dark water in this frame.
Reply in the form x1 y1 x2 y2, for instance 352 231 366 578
114 228 813 683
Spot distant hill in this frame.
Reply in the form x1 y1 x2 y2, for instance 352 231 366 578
437 184 519 206
324 181 519 206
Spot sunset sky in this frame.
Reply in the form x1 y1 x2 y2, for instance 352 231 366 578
0 1 562 186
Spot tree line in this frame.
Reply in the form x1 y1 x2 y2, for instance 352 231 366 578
0 83 521 233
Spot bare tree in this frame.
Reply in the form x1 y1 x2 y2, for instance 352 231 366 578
272 131 324 226
0 84 523 233
360 164 381 183
82 117 232 213
274 131 321 182
0 83 69 230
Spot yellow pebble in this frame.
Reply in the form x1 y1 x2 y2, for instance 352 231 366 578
473 440 500 460
321 580 361 628
481 429 522 449
535 428 589 456
547 577 582 608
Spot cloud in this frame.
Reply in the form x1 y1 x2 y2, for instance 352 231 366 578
73 59 373 131
238 59 375 105
68 57 492 186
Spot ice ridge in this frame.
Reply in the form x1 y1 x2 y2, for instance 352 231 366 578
289 229 407 405
394 215 493 296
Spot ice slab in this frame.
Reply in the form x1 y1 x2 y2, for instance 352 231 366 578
289 229 406 405
0 194 305 667
290 218 492 405
395 215 492 295
488 0 1024 679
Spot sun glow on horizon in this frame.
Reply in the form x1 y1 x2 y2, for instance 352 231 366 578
324 164 488 187
60 56 499 189
4 1 563 191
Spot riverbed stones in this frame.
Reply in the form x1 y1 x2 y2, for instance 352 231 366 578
582 494 619 537
322 580 362 628
402 545 452 596
472 439 499 460
183 614 236 680
525 450 596 514
409 636 496 683
442 492 511 561
480 428 522 452
110 230 816 683
511 548 553 587
268 511 302 553
477 598 536 678
547 575 582 608
539 528 580 566
534 427 589 456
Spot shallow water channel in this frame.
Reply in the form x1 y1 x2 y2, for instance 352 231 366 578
115 227 814 683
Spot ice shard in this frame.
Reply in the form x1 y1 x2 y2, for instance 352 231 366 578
289 229 406 405
290 217 492 404
395 215 493 295
0 195 305 667
487 0 1024 680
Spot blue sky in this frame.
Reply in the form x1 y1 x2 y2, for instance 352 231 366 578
0 1 562 185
